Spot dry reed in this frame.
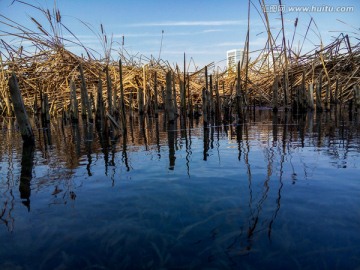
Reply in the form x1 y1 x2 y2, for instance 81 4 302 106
0 1 359 117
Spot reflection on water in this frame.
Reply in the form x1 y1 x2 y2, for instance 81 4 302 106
19 142 34 211
0 110 360 269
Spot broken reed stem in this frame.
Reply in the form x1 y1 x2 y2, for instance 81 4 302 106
209 74 214 115
96 72 105 124
272 75 279 112
202 88 208 125
182 52 187 116
8 73 35 144
279 0 289 107
339 82 343 106
142 65 147 114
154 71 158 117
236 61 243 121
354 85 360 112
180 80 186 116
261 0 277 75
187 74 193 117
316 72 323 112
215 78 221 122
129 90 133 118
145 83 151 115
172 73 177 116
165 71 175 123
33 92 38 116
205 66 208 91
325 84 330 111
243 0 250 108
41 93 50 124
105 65 113 115
69 79 79 123
89 92 94 116
334 77 339 104
137 85 144 115
119 60 126 132
296 69 308 113
308 83 314 111
79 64 93 121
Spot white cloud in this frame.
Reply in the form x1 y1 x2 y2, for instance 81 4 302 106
128 20 247 27
215 42 244 47
202 29 224 33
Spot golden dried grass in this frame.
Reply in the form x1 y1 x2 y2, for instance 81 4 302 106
0 1 359 116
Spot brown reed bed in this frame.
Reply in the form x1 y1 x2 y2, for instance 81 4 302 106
245 35 360 106
0 0 359 119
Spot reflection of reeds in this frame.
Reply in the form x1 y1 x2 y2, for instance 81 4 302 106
1 109 359 257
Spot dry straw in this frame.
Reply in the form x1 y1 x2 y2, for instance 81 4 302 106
0 0 359 117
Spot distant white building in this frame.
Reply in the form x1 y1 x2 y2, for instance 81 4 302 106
227 49 243 72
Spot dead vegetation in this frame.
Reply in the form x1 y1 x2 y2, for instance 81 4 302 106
0 0 359 117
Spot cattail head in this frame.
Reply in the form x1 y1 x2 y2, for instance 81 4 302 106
56 10 61 23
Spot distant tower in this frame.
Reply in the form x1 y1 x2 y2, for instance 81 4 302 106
227 49 243 72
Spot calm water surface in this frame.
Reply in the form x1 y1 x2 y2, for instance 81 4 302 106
0 110 359 269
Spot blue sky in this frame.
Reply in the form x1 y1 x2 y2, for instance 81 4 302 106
0 0 359 70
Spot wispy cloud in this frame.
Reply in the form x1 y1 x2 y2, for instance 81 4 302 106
215 42 244 47
202 29 224 33
128 20 246 27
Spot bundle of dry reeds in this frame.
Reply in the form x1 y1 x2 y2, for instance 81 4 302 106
0 0 359 118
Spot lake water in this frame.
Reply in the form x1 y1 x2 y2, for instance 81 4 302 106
0 110 359 269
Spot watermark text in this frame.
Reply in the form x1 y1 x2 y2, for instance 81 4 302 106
262 5 354 13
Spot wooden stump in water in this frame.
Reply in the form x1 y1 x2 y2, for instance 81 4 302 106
8 73 35 145
209 74 214 116
205 66 208 91
354 85 360 113
154 71 159 117
333 77 340 104
144 84 151 115
137 86 144 115
119 60 127 133
129 91 133 119
194 104 200 118
41 93 50 125
89 92 95 115
180 80 186 117
167 122 176 170
339 83 343 106
142 65 148 115
215 79 221 123
69 79 79 123
105 66 113 116
165 71 175 123
308 83 315 111
187 74 193 118
301 70 308 111
4 82 13 116
96 74 105 125
202 88 208 125
223 97 231 123
33 93 38 117
272 75 279 112
316 73 323 112
236 61 243 121
79 64 93 121
325 84 330 111
172 73 178 116
283 73 289 111
20 142 34 211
